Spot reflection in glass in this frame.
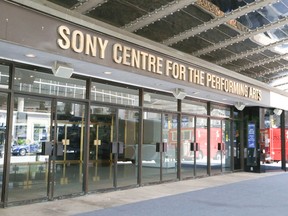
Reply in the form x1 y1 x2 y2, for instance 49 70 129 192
53 101 85 197
91 82 139 106
14 67 86 99
8 97 50 202
0 64 9 89
143 92 177 111
210 105 230 118
182 100 207 115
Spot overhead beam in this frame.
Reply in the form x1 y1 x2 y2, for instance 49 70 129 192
215 38 288 65
73 0 107 14
235 53 288 73
123 0 197 32
162 0 278 46
260 65 288 77
193 16 288 57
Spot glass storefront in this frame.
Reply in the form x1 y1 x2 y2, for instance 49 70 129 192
0 60 260 206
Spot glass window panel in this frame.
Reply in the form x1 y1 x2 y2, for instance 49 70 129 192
8 97 51 203
0 93 7 203
211 104 230 118
273 2 288 14
269 28 288 40
91 82 139 106
143 92 177 111
182 99 207 115
285 111 288 164
14 67 86 99
233 110 240 119
0 64 10 89
259 108 282 165
258 6 281 23
237 11 270 29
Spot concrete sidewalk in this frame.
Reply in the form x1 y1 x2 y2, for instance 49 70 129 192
0 172 286 216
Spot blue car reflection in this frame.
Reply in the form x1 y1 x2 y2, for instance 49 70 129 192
11 143 40 156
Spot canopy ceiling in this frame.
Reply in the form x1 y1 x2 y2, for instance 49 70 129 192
24 0 288 92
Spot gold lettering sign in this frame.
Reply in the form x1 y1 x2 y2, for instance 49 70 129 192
57 25 262 101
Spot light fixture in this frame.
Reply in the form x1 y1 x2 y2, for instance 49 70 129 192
234 102 245 111
52 61 74 78
103 71 112 75
172 88 186 100
273 108 282 116
25 53 36 58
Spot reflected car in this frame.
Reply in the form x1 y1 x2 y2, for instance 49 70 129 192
11 143 40 156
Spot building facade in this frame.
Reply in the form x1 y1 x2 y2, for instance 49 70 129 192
0 0 288 207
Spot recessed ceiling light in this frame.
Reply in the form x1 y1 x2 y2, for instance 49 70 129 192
104 71 112 75
25 53 36 58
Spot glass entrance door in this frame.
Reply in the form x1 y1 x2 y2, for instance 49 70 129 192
142 112 177 184
51 101 85 198
8 97 51 203
8 97 86 203
233 121 242 170
195 117 208 176
117 108 139 187
210 119 231 175
89 106 115 190
181 116 208 179
88 106 139 191
162 113 177 181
